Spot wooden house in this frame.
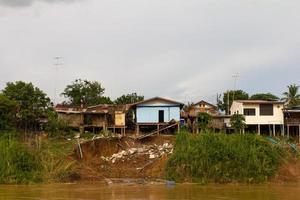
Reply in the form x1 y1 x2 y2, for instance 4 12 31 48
55 104 129 135
131 97 184 137
284 106 300 143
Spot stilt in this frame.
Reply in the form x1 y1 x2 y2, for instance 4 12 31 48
273 124 276 137
281 124 285 137
269 124 272 136
177 123 180 133
258 124 261 135
157 124 160 135
287 125 290 138
299 125 300 144
136 124 140 136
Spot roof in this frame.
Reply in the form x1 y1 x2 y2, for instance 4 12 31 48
234 100 284 105
131 96 184 108
194 100 217 109
55 104 130 114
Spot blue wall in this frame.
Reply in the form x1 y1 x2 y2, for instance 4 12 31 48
136 105 180 123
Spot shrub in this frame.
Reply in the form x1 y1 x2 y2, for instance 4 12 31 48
166 131 285 183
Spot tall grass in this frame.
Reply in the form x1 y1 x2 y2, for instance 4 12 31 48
166 131 285 183
0 132 78 184
0 133 42 183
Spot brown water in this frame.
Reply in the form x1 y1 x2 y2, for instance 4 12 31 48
0 182 300 200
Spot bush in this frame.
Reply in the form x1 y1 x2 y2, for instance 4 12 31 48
166 131 285 183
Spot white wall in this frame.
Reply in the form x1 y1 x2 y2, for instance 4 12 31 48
230 101 284 125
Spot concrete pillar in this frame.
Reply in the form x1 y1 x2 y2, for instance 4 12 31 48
287 125 290 138
281 124 285 137
258 125 261 135
273 124 276 137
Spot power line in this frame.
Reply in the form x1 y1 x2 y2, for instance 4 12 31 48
53 57 63 104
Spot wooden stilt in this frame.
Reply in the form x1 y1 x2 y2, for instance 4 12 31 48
136 124 140 136
287 125 290 138
273 124 276 137
258 124 261 135
299 125 300 144
157 124 160 135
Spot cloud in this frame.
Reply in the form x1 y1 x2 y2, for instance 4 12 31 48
0 0 79 7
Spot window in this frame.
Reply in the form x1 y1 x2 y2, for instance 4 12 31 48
244 108 256 116
260 104 273 116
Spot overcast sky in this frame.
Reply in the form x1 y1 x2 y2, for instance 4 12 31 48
0 0 299 104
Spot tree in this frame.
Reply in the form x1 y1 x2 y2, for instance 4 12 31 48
230 114 246 134
62 79 109 106
250 93 279 101
2 81 52 130
218 90 249 114
197 112 212 133
282 84 300 108
114 93 144 104
0 95 18 131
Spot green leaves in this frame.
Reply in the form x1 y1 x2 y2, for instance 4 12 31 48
114 93 144 104
230 114 246 134
62 79 111 106
2 81 51 130
282 84 300 107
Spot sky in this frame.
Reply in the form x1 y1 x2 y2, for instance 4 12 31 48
0 0 299 104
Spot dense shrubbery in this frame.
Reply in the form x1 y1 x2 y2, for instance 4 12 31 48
166 131 285 183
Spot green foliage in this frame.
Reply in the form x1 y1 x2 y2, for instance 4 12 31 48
197 112 212 132
230 114 246 134
62 79 110 106
2 81 52 130
166 131 285 183
282 84 300 108
0 133 42 183
44 112 72 138
250 93 279 101
218 90 249 114
0 95 18 131
114 93 144 104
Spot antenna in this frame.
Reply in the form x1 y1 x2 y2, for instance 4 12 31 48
53 57 63 104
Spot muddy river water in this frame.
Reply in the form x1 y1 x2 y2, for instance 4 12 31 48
1 182 300 200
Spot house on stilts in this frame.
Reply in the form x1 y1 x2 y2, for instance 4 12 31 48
131 97 184 139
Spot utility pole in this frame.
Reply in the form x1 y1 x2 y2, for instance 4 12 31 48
53 56 63 104
232 73 239 101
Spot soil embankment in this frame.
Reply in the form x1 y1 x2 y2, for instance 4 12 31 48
72 136 175 181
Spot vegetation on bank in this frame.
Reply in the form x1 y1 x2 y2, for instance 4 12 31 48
166 131 286 183
0 132 77 184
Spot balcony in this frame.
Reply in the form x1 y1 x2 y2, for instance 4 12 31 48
285 118 300 125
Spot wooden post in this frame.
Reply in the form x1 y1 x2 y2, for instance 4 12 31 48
258 124 261 135
287 125 290 138
177 123 180 133
136 124 140 136
273 124 276 137
157 124 160 135
298 125 300 144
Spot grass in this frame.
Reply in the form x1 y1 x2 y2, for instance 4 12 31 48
166 130 286 183
0 131 79 184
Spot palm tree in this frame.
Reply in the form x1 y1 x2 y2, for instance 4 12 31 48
282 84 300 107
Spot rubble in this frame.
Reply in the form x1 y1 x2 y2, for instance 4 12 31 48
101 143 173 164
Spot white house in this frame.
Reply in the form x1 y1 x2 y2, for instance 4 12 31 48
230 100 284 135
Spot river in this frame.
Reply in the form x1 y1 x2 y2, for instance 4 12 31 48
0 182 300 200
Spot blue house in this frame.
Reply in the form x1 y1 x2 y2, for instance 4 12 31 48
131 97 184 136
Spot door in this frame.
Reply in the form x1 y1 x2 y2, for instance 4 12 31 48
158 110 164 123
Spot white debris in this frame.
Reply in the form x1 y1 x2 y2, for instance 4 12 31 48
101 143 174 164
